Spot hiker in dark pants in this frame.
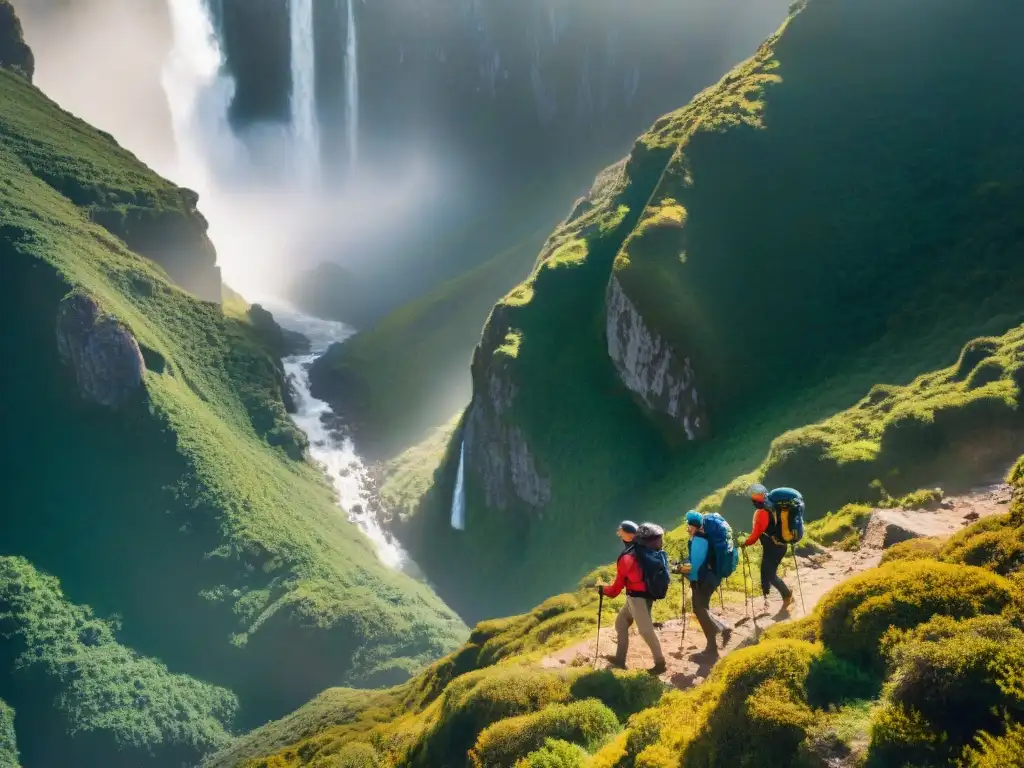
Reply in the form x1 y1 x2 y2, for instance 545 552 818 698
680 511 731 663
598 521 667 674
743 485 795 613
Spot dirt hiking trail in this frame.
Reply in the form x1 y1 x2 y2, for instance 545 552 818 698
540 482 1012 690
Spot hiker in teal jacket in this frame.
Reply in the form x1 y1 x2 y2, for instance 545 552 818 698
679 511 731 662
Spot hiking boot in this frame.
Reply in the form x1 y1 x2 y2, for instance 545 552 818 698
602 655 627 670
781 595 796 612
648 659 668 675
720 628 733 648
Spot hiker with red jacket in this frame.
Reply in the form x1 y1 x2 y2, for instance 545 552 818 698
597 521 667 675
741 484 797 613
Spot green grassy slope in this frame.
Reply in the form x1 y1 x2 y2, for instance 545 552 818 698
393 0 1024 620
309 228 549 460
0 65 465 744
0 700 16 768
208 443 1024 768
0 557 235 767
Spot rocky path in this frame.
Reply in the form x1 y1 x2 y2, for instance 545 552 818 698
540 482 1012 689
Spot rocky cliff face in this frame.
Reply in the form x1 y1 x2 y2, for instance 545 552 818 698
55 291 145 409
0 0 33 81
606 274 708 439
463 307 551 511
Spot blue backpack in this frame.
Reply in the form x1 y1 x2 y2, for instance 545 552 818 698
766 488 806 544
631 523 671 600
701 513 739 579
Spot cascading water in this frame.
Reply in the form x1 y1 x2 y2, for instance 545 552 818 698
290 0 320 185
450 440 466 531
345 0 359 166
162 0 243 187
268 304 407 569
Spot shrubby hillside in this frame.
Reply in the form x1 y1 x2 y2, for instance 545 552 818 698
206 442 1024 768
0 50 465 764
387 0 1024 619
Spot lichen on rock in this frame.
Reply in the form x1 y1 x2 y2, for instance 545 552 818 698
55 291 145 408
606 274 707 439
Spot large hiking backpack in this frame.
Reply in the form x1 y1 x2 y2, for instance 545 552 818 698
767 488 805 544
701 513 739 579
632 523 671 600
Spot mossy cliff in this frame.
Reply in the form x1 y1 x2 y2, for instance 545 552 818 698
0 56 465 765
393 0 1024 619
205 452 1024 768
0 0 32 82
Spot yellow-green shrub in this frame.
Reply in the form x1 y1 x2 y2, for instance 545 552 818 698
470 700 619 768
940 513 1024 576
568 670 664 722
880 537 942 565
764 614 819 643
961 721 1024 768
515 739 590 768
867 703 948 768
680 640 819 767
408 668 573 766
866 615 1024 766
330 742 380 767
817 561 1017 666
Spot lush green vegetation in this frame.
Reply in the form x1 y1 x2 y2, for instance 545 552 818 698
0 699 17 768
309 229 550 460
217 450 1023 767
0 61 465 759
0 557 235 767
0 0 32 81
386 0 1024 620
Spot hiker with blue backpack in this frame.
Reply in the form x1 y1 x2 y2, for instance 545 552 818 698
597 521 670 675
741 484 805 614
679 510 737 663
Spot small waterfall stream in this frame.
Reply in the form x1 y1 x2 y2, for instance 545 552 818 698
270 304 407 569
345 0 360 166
289 0 320 185
450 440 466 531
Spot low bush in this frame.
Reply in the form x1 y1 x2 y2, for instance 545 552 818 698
940 513 1024 576
804 504 872 550
961 721 1024 768
866 615 1024 766
816 561 1017 666
470 700 619 768
409 668 572 766
331 742 380 767
879 537 942 564
568 670 664 722
0 700 16 768
515 739 590 768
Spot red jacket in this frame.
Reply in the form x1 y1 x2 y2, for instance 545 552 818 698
743 508 770 547
602 550 647 597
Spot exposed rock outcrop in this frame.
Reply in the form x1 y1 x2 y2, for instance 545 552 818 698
463 308 551 512
56 292 145 408
0 0 33 81
88 189 221 303
606 275 708 439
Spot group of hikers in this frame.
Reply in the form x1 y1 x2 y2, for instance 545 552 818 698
597 484 805 675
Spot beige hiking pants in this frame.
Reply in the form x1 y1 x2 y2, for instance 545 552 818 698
614 595 665 664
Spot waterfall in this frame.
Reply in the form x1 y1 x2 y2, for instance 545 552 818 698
290 0 320 185
162 0 243 188
345 0 360 167
450 440 466 531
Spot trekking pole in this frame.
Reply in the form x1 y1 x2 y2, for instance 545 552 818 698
790 544 807 615
679 575 688 653
742 545 760 641
593 591 604 668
